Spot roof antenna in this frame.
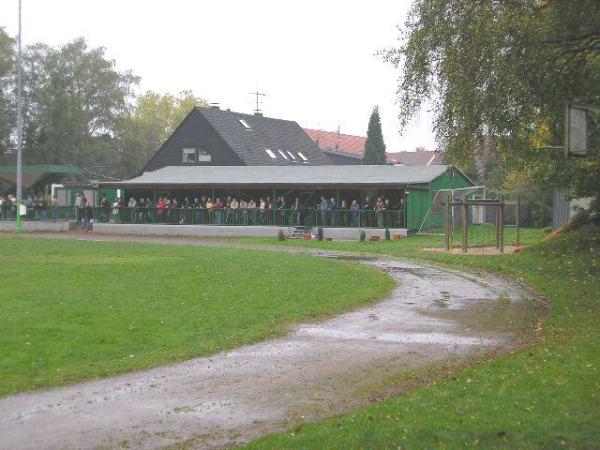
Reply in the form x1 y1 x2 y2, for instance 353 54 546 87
249 86 266 116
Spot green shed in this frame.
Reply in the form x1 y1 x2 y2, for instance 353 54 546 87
405 166 473 230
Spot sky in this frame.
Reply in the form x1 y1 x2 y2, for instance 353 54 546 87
0 0 437 153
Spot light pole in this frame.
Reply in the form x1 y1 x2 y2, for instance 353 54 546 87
15 0 24 232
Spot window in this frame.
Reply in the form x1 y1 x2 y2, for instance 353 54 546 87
277 150 289 160
286 151 297 160
182 148 197 163
197 148 211 162
238 119 251 129
297 152 308 162
265 148 277 159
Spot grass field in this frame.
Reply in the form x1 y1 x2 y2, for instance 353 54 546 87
241 226 547 255
0 236 394 397
242 226 600 449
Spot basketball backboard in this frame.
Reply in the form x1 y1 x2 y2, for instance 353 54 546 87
565 104 599 157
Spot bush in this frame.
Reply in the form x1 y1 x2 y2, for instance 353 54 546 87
277 229 286 241
359 230 366 241
385 228 391 241
317 227 324 241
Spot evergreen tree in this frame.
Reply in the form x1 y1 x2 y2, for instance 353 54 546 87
362 106 387 165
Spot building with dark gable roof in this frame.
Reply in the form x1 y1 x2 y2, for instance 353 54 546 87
98 106 473 234
143 106 333 172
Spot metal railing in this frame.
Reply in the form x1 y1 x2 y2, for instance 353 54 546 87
0 206 406 229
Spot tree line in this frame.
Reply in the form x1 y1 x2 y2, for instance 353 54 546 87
0 30 207 179
389 0 600 219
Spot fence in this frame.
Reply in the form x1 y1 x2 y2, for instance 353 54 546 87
0 206 405 229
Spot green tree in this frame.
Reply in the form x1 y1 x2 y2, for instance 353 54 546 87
20 38 138 172
117 90 207 177
363 106 387 165
0 29 14 156
387 0 600 214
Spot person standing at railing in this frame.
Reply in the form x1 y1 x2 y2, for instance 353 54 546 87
276 196 285 225
0 195 7 220
319 196 328 227
135 198 145 223
291 197 301 226
156 197 165 224
248 198 257 225
215 197 224 224
74 193 82 223
206 197 214 224
350 200 360 227
265 197 274 225
329 197 337 227
82 203 93 231
362 196 371 227
144 197 153 224
79 194 88 227
375 197 385 228
100 194 110 223
111 198 119 223
239 198 248 225
230 197 240 224
127 197 137 224
339 199 347 227
50 196 58 221
258 197 266 224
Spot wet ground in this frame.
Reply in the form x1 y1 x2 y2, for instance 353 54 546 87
0 233 543 449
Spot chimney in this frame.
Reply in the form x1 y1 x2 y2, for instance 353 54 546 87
209 103 220 110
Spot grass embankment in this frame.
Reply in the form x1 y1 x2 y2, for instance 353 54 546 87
243 226 600 449
0 236 393 397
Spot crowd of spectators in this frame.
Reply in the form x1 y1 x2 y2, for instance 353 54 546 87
0 193 59 221
100 194 405 228
1 192 406 228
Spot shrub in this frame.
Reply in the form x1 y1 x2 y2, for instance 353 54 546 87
359 230 366 241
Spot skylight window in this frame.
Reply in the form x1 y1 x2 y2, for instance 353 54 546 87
265 149 277 159
238 119 251 129
182 147 197 164
286 151 297 160
277 150 289 160
297 152 308 162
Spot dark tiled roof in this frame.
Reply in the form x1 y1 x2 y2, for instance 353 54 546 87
387 151 445 166
304 128 366 155
198 108 333 165
322 149 363 165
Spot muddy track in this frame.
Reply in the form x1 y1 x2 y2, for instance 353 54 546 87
0 233 542 449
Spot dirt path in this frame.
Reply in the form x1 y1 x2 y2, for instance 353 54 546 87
0 233 540 449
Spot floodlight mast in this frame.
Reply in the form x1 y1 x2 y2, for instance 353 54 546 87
16 0 24 232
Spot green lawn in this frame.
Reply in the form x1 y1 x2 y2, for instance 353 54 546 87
242 226 600 449
0 236 393 397
240 226 547 257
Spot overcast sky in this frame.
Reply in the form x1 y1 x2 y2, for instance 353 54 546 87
0 0 436 153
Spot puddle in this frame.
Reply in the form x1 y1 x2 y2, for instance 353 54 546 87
296 326 500 346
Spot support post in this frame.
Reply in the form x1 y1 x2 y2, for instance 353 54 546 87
15 0 24 233
515 194 520 246
495 205 500 249
444 193 451 252
461 199 468 254
499 201 505 254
